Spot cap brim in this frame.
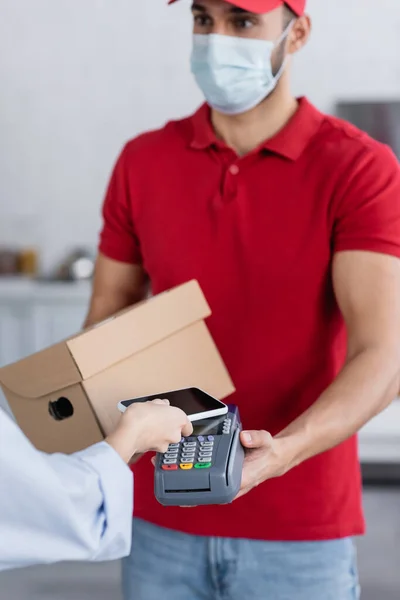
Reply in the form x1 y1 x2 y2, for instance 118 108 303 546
168 0 285 16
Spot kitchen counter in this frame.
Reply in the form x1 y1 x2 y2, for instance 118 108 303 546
0 276 91 301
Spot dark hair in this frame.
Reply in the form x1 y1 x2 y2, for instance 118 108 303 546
283 3 297 27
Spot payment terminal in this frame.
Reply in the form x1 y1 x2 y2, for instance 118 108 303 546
154 405 245 506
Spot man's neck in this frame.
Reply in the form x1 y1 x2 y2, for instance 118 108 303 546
211 82 298 157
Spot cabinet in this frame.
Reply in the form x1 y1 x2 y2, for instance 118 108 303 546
358 401 400 464
0 279 91 364
0 303 32 367
0 278 91 415
0 278 399 464
31 299 89 353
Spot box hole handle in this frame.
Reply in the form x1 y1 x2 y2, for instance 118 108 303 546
48 397 74 421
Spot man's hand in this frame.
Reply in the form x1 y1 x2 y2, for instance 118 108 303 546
235 430 292 500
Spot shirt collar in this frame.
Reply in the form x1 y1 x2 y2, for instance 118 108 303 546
189 104 218 151
189 98 325 161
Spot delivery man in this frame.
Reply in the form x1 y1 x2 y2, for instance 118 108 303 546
84 1 400 598
0 401 192 571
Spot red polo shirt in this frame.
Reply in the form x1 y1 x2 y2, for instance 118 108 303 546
99 98 400 541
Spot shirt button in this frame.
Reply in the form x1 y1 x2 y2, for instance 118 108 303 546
229 164 239 175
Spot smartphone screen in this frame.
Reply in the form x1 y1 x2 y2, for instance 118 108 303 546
118 388 227 421
191 415 226 435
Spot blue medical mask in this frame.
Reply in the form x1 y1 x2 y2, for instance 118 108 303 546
190 24 293 115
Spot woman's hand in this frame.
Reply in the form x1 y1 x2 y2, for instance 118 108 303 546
106 400 193 463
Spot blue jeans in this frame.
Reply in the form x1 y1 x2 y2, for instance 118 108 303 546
122 518 361 600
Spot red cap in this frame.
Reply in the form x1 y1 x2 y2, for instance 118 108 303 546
168 1 306 17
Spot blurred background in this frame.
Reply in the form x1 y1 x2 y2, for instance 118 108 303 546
0 0 399 598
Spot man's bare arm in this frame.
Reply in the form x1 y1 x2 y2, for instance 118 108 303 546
236 250 400 498
277 250 400 466
83 253 148 328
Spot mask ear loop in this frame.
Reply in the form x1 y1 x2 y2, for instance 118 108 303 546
271 19 296 82
276 19 296 47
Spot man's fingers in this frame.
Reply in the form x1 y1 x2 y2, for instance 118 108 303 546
234 487 248 501
151 456 156 467
240 430 272 448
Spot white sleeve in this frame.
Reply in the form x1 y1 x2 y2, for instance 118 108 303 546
0 409 133 572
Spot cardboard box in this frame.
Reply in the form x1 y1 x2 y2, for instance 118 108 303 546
0 280 235 454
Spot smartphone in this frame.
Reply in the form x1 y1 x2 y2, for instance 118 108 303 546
117 387 228 422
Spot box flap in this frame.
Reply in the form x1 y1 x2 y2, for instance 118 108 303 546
67 280 211 380
0 343 82 399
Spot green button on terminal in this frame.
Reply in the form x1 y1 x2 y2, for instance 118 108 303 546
194 463 212 469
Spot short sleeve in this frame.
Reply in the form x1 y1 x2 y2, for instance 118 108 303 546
333 143 400 258
99 144 142 264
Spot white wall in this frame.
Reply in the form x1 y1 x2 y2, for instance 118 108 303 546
0 0 399 272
